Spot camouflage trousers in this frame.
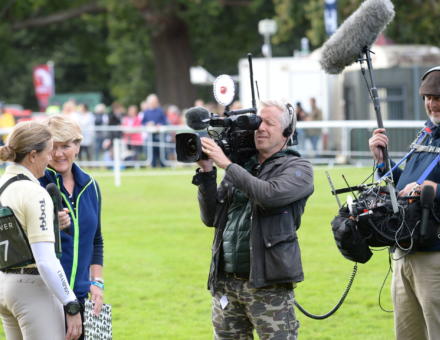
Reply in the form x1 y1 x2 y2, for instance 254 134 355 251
212 275 299 340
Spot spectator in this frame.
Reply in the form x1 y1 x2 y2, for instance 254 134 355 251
165 105 182 161
61 99 77 117
194 98 205 107
73 103 95 162
103 102 124 165
45 103 61 115
295 101 308 150
122 105 143 160
165 105 182 126
93 103 109 161
305 97 323 152
140 94 168 167
0 102 16 146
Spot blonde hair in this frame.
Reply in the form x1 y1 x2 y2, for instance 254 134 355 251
0 121 52 163
259 99 297 134
44 115 83 143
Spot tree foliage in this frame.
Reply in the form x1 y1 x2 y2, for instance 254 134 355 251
1 0 439 111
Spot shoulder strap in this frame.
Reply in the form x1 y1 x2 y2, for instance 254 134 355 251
0 174 30 196
411 144 440 154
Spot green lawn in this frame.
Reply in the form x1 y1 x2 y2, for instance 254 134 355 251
0 166 394 339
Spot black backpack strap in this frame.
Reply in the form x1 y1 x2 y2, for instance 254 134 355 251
0 174 31 196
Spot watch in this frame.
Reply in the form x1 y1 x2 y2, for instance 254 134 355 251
64 300 81 315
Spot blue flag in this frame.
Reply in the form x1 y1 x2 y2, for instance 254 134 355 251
324 0 338 36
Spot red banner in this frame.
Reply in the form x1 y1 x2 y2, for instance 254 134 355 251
33 64 55 111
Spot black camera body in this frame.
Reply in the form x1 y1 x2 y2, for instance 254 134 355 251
176 54 261 165
176 109 261 165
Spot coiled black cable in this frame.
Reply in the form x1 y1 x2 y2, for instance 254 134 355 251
294 263 358 320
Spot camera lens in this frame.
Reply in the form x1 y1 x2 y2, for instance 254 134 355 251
176 133 202 163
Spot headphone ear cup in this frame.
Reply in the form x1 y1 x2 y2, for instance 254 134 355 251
422 66 440 80
283 103 294 138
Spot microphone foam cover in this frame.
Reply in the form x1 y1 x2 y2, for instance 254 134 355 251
185 106 210 130
320 0 395 74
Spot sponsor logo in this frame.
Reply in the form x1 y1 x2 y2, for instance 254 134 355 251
0 222 14 232
57 270 70 295
39 199 47 231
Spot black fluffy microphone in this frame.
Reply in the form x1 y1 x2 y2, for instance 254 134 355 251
320 0 395 74
185 106 210 130
420 185 435 241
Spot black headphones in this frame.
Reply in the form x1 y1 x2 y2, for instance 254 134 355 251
283 103 298 145
283 103 295 137
421 66 440 80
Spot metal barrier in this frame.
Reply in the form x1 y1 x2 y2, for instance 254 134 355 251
0 120 427 170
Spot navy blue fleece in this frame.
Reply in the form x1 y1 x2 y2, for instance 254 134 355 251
40 163 103 299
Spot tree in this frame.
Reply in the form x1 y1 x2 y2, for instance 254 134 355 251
5 0 437 111
1 0 275 109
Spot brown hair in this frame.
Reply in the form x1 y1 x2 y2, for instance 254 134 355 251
0 121 52 163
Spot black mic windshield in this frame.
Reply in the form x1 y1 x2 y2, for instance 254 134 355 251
46 183 63 212
185 106 210 130
420 185 435 241
320 0 395 74
421 185 435 209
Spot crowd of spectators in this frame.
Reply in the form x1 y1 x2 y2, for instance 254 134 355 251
44 94 190 167
1 95 323 167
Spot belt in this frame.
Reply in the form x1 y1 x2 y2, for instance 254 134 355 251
222 272 249 280
2 267 39 275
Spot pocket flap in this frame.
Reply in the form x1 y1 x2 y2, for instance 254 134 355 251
263 233 297 248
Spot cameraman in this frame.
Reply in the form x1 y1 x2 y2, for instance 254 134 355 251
369 67 440 340
193 100 314 339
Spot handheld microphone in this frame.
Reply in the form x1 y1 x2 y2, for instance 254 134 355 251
46 183 64 255
320 0 395 74
185 106 211 130
46 183 63 212
420 185 435 242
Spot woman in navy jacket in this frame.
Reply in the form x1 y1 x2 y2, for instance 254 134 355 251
39 115 104 338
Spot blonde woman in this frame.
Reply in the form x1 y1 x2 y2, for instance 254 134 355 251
40 115 104 340
0 121 82 340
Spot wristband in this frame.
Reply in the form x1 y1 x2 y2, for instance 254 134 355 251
93 277 104 284
91 280 104 290
376 162 385 169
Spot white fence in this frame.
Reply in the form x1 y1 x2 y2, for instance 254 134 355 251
83 120 425 168
0 120 427 170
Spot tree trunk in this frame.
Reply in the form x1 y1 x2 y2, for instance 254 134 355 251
137 5 196 109
132 0 196 108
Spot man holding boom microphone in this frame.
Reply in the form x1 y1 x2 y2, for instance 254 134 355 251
369 67 440 340
192 100 313 339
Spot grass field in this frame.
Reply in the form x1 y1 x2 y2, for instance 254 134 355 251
0 166 395 339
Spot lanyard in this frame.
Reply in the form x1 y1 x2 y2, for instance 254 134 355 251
416 153 440 185
379 128 432 183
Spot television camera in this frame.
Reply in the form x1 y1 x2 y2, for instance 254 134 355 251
176 54 261 165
